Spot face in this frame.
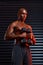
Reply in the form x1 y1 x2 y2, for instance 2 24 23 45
18 9 27 21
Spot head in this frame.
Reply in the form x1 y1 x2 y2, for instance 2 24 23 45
17 8 28 22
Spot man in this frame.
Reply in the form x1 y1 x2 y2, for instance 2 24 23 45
4 8 36 65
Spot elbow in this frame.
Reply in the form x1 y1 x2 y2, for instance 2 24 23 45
4 37 6 40
4 34 6 40
4 34 9 40
4 35 7 40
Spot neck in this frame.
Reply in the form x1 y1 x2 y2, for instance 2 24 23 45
18 19 25 23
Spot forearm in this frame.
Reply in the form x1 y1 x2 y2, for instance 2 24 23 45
4 33 18 40
27 33 36 45
4 32 26 40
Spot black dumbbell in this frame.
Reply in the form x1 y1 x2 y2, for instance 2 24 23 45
27 39 33 45
20 28 27 33
14 27 20 32
27 29 31 33
20 28 31 33
21 38 27 43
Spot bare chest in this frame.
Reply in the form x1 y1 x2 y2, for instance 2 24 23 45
16 22 28 30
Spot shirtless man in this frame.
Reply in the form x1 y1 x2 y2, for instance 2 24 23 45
4 8 36 65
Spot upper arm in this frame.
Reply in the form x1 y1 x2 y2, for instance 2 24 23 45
6 23 15 35
31 26 36 44
4 22 16 40
28 25 36 44
6 24 14 34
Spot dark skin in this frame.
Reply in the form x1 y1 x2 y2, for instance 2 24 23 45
4 9 36 46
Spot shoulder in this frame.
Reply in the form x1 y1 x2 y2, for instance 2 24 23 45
26 24 32 30
8 20 18 28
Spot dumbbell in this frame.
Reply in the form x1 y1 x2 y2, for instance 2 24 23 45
20 28 31 33
14 27 20 32
20 38 32 45
20 38 27 43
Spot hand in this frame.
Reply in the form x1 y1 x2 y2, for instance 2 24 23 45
27 33 33 39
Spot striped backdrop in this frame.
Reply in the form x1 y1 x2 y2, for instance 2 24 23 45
0 0 43 65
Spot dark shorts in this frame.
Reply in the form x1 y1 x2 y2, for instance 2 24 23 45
11 43 32 65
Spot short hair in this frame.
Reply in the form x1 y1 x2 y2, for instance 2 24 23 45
17 8 28 16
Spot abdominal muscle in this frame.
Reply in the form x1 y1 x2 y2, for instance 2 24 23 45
15 21 29 47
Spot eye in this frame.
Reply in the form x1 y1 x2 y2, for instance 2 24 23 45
22 13 27 15
21 13 27 17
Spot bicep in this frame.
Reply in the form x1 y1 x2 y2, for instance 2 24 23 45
28 26 36 44
31 28 36 40
31 32 36 44
7 25 14 34
4 23 15 38
6 25 14 35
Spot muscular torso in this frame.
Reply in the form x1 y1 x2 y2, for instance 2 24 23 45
13 21 32 46
4 20 36 46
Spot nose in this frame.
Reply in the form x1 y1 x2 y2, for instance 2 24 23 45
24 14 27 18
